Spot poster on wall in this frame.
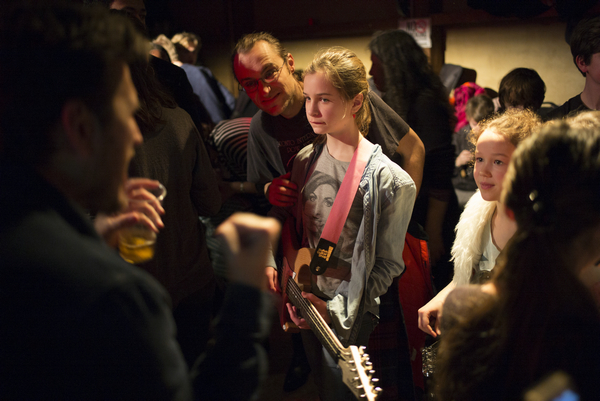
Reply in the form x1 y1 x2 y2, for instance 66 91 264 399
399 18 432 49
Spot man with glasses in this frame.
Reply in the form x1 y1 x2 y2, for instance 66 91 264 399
232 32 425 208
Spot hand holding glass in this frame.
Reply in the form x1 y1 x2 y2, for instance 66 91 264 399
118 182 167 264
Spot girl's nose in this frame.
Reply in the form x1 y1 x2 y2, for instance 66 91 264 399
478 164 492 177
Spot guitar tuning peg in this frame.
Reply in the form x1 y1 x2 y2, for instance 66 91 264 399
365 361 373 368
362 353 370 359
359 345 366 351
374 387 382 394
369 370 375 375
371 377 379 383
351 368 357 373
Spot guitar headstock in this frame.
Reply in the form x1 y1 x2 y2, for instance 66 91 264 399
339 345 381 400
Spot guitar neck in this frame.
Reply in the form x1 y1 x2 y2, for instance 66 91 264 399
286 278 344 361
286 279 380 401
279 217 379 400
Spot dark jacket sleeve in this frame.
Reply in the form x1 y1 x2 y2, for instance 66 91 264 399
191 284 272 401
366 92 410 159
85 278 194 401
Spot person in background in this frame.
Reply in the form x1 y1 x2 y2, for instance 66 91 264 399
153 34 179 62
452 82 487 132
0 3 272 399
89 0 214 137
544 15 600 120
452 94 495 209
369 29 458 289
172 31 235 124
435 119 600 401
497 67 546 114
119 38 222 366
202 118 271 292
150 42 171 62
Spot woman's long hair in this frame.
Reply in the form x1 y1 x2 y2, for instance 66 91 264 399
109 9 177 135
129 58 177 134
436 120 600 400
368 29 450 122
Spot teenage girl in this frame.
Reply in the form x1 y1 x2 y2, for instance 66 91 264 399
265 47 416 401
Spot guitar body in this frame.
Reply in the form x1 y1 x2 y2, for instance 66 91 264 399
278 217 381 400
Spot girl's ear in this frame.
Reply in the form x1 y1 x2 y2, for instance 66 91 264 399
351 92 363 114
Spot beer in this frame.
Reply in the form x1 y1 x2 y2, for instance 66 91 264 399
118 180 166 264
118 226 156 264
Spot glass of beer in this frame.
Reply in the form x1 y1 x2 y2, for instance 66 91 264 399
118 182 166 264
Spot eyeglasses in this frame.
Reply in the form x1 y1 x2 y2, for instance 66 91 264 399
238 59 286 93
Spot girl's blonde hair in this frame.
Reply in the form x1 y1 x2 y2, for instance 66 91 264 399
304 47 371 141
469 108 542 148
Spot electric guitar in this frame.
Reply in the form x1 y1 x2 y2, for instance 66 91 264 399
278 218 381 401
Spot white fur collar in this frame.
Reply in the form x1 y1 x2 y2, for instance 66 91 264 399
450 191 497 285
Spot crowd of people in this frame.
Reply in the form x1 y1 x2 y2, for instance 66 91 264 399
2 1 600 400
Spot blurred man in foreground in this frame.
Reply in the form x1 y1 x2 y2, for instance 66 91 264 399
0 3 274 399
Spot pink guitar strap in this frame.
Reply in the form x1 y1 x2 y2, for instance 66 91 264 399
309 138 375 275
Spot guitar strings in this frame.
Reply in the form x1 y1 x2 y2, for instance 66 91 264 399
289 285 340 356
287 279 343 359
287 280 379 398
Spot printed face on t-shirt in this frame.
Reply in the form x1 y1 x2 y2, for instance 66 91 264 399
304 179 337 237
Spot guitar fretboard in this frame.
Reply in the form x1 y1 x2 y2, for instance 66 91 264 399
286 278 344 361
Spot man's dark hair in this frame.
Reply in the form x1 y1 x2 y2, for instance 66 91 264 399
231 32 288 81
570 15 600 77
0 1 148 165
498 68 546 112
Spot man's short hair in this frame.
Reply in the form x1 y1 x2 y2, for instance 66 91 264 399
570 15 600 77
0 2 148 165
153 34 179 63
231 32 287 81
171 32 201 55
498 68 546 111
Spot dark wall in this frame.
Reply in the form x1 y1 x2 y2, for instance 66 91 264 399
147 0 403 44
